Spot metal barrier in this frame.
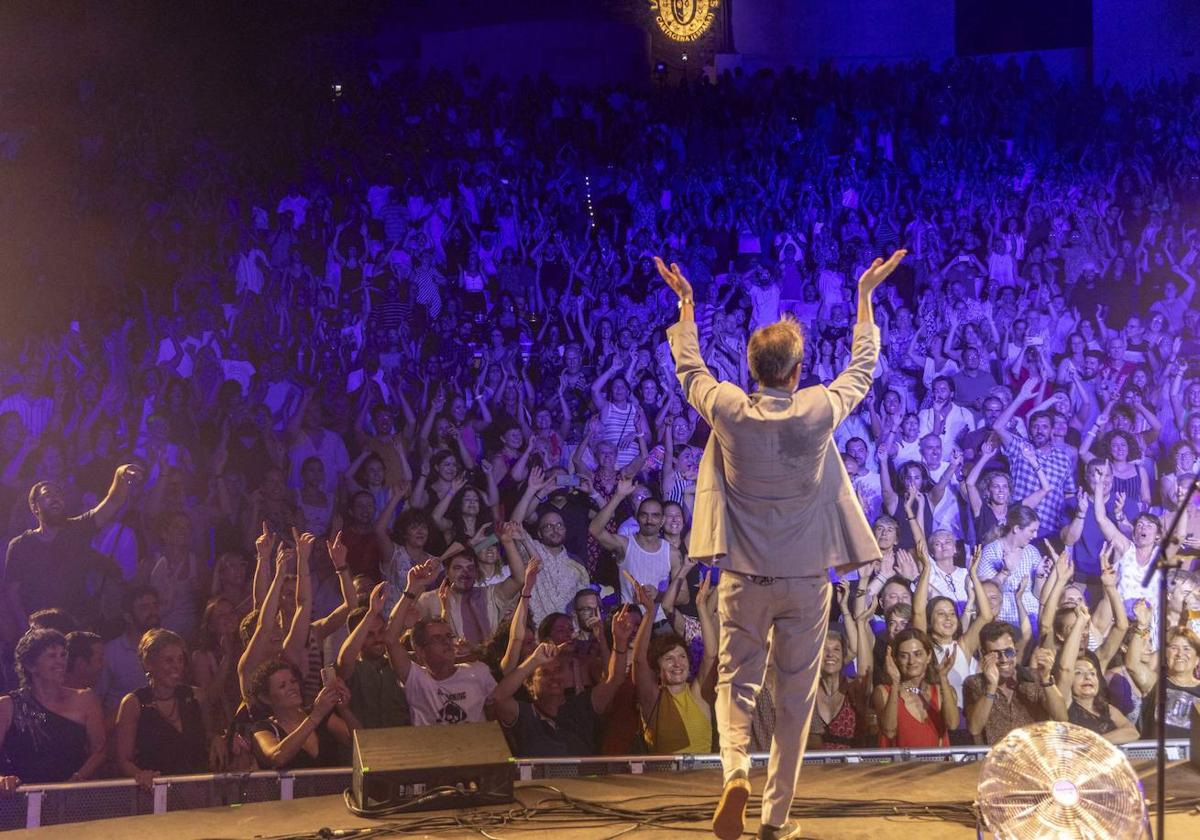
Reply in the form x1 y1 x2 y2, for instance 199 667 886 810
4 740 1188 831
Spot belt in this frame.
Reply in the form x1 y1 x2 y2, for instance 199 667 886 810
725 570 826 585
726 570 778 585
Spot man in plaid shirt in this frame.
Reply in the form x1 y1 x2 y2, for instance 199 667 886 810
991 381 1077 539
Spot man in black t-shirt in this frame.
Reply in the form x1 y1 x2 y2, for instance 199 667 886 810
4 464 144 632
493 607 635 757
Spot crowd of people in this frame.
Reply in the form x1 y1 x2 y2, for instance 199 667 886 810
4 54 1200 789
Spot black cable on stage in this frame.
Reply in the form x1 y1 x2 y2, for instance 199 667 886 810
240 785 1200 840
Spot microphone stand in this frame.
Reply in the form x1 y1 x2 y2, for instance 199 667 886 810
1141 469 1200 839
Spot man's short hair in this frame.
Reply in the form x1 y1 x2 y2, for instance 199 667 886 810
747 317 805 389
65 631 101 669
573 588 599 608
636 495 663 515
27 480 59 515
979 620 1020 648
412 615 452 648
121 585 160 616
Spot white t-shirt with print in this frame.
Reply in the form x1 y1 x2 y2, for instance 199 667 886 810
402 661 496 726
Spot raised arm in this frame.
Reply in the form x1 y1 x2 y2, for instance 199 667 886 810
1123 599 1158 696
629 579 662 718
964 439 997 517
238 551 287 698
491 521 529 603
311 532 354 642
91 464 145 530
492 640 562 727
588 476 634 556
1015 440 1052 510
337 581 387 680
499 557 539 676
1093 545 1129 670
373 486 405 561
430 475 467 533
992 377 1040 446
252 522 277 610
656 258 725 425
910 540 931 632
1033 646 1070 722
590 605 636 715
1060 487 1089 547
827 252 907 428
1092 486 1133 553
693 570 719 697
878 441 899 515
281 531 316 674
590 358 621 412
383 558 441 684
959 547 993 659
873 647 903 740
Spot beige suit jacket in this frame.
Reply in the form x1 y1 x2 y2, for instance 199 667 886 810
667 319 882 577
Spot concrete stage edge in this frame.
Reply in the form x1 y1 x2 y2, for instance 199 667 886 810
10 759 1199 839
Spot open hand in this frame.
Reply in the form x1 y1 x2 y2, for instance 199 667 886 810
368 581 387 616
857 249 908 294
982 652 1000 690
521 556 542 598
652 257 694 301
885 649 902 684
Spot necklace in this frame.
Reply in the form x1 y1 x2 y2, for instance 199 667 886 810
901 683 923 696
936 566 957 592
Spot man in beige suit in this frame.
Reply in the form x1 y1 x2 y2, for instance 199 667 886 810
656 250 906 840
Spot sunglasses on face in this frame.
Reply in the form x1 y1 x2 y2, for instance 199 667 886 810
990 648 1018 660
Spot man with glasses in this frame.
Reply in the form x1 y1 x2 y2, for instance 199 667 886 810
963 621 1068 744
384 559 497 726
514 510 590 624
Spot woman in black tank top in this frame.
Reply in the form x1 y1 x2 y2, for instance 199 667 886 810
115 630 216 786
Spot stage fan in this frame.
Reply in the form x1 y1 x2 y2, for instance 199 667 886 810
975 721 1147 839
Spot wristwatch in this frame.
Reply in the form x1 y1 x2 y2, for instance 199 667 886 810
677 297 694 309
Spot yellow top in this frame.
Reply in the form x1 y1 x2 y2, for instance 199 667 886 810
643 686 712 754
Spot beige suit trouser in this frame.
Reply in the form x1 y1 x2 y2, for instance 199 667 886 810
715 570 830 828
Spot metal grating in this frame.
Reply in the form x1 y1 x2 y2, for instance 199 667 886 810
237 775 285 805
292 772 353 799
0 794 28 831
165 782 219 812
39 786 139 825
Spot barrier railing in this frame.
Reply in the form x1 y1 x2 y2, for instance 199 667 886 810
4 739 1188 831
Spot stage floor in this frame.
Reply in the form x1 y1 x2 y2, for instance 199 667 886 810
11 758 1200 839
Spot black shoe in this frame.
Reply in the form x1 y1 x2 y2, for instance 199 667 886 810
712 769 751 840
756 821 802 840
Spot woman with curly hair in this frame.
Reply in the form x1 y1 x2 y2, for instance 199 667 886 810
0 629 106 789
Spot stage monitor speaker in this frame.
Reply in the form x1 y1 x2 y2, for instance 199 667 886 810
350 721 514 814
